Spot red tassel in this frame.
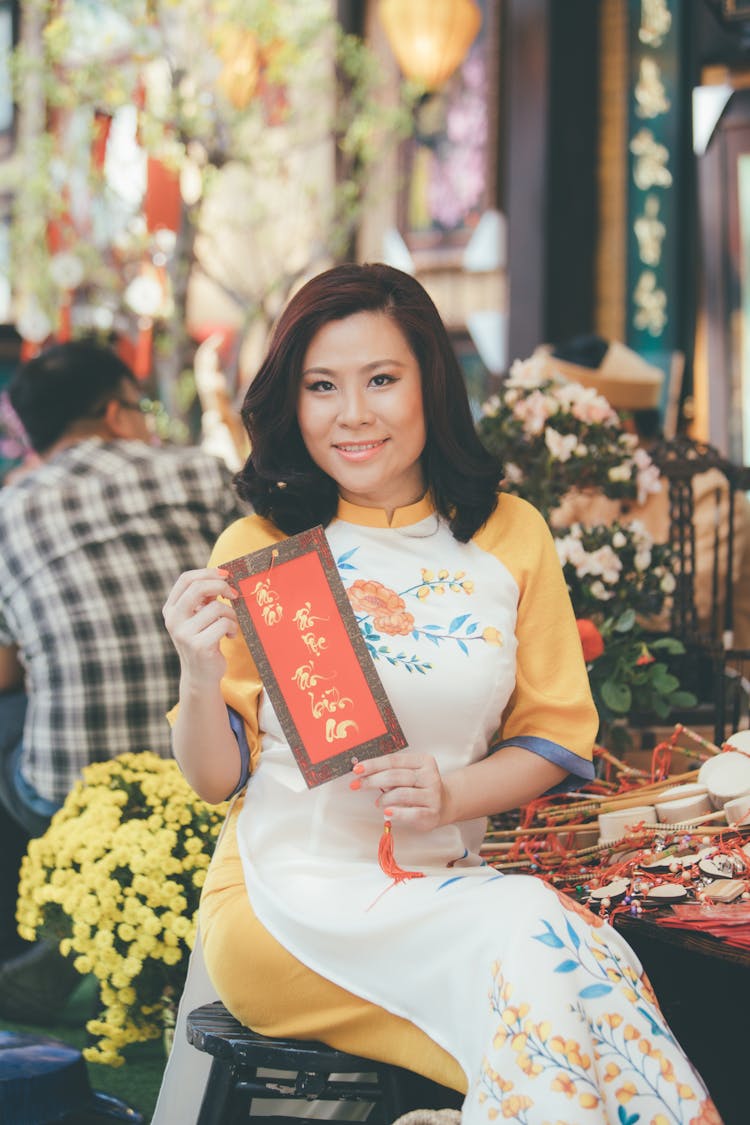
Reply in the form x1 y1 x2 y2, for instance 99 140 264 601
377 820 424 884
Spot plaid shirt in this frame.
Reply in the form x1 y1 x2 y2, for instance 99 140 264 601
0 438 247 802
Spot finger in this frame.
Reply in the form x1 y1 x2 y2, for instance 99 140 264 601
352 751 423 779
163 568 235 612
171 600 237 642
174 614 237 653
164 577 237 623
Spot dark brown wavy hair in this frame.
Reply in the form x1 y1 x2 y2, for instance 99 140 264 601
234 262 503 541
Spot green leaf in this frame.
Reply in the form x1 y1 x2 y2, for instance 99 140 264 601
614 609 636 633
670 690 698 708
649 637 686 654
600 679 632 713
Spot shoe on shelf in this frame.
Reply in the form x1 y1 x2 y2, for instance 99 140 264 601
0 939 81 1024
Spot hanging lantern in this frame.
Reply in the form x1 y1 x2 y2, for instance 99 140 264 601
377 0 482 91
215 25 261 110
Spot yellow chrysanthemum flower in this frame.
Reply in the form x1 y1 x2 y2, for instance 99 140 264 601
15 751 227 1066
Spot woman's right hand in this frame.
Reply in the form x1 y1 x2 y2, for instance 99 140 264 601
162 567 239 683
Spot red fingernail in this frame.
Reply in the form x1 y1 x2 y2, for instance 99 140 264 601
353 763 365 775
349 779 361 791
383 808 393 818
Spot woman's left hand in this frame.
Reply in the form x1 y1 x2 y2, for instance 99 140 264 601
349 750 449 831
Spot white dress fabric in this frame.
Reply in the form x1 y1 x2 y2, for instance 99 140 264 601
155 494 719 1125
228 497 717 1125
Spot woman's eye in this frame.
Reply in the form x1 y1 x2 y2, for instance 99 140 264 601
370 373 396 387
306 379 335 392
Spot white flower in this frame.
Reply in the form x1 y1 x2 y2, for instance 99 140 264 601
612 530 627 549
590 580 614 601
481 394 501 417
544 427 578 462
660 572 677 594
506 355 547 389
504 461 523 483
635 549 653 571
633 446 662 504
608 462 632 483
124 274 164 318
512 389 554 436
49 252 85 290
17 299 52 343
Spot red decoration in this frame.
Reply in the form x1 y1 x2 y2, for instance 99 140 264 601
144 157 182 233
576 618 605 662
133 319 153 379
91 110 113 172
223 527 407 787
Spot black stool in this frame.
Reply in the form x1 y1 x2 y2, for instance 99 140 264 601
186 1001 462 1125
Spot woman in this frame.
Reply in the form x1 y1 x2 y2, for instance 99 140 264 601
160 264 719 1123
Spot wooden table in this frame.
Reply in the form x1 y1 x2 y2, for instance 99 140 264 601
615 915 750 1125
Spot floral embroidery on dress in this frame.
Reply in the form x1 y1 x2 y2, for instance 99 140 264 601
337 549 503 671
473 912 708 1125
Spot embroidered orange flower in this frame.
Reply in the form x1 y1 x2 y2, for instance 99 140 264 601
347 579 415 636
689 1100 723 1125
576 617 605 662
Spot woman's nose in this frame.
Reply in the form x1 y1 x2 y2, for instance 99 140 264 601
338 387 373 426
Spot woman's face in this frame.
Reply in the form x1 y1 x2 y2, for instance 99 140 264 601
298 311 427 517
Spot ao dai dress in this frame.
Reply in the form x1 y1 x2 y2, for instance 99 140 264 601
189 493 719 1125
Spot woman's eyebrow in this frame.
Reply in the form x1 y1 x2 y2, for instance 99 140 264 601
302 358 407 376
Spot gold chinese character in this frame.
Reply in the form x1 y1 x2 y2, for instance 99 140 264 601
630 128 672 190
635 58 670 119
634 194 666 266
292 661 332 691
639 0 671 48
325 717 359 743
293 602 327 630
308 687 353 719
301 631 328 657
633 270 668 336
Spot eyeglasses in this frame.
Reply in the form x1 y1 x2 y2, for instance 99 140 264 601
113 398 150 415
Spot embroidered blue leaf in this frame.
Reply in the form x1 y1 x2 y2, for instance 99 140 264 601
338 563 357 571
554 960 579 973
337 548 359 565
449 613 470 632
534 932 564 948
425 633 441 647
578 984 613 999
457 640 469 655
466 622 478 635
366 643 378 659
566 918 581 949
377 645 388 652
422 624 441 631
533 922 564 949
636 1005 667 1037
411 630 420 640
617 1107 640 1125
437 876 467 890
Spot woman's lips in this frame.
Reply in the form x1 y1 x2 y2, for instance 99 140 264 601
333 439 387 461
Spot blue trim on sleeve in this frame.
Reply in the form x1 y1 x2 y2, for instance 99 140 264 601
490 734 595 794
226 705 251 797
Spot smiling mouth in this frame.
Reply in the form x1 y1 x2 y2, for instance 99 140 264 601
334 440 387 456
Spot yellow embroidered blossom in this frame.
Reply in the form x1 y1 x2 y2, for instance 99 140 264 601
616 1082 638 1103
16 751 226 1066
482 626 503 646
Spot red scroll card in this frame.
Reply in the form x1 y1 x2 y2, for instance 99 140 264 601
222 525 407 787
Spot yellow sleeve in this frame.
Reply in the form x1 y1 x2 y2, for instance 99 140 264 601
475 494 598 782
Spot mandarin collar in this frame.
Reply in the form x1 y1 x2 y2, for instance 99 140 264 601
335 493 435 529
